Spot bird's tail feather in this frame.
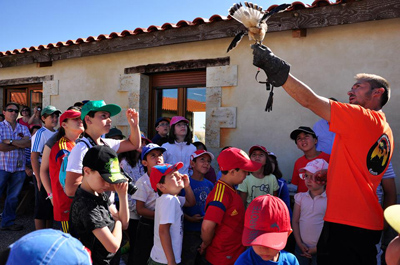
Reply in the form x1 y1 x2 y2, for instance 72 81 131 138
259 3 291 23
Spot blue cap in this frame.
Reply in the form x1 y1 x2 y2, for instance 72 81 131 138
141 143 166 161
6 229 92 265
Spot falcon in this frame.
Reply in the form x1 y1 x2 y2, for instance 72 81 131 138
227 2 290 52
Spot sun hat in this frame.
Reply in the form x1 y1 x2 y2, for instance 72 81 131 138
59 109 81 125
141 143 167 161
150 162 183 192
41 105 61 116
290 126 317 141
80 100 121 120
6 229 92 265
242 195 292 250
83 145 127 184
217 147 261 172
190 150 214 161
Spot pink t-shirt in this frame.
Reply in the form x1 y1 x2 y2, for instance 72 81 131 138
294 191 327 248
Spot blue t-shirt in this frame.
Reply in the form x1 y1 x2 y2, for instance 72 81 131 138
235 248 299 265
181 177 214 231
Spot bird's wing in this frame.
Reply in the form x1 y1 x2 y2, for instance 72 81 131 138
227 31 246 53
228 2 265 29
259 3 291 24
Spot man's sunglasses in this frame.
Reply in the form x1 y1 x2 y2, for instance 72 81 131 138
5 109 19 113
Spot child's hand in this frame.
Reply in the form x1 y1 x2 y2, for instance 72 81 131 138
126 108 139 127
298 243 311 258
308 247 317 255
182 174 190 188
189 214 203 223
314 169 327 185
198 242 207 255
114 182 128 196
109 204 120 221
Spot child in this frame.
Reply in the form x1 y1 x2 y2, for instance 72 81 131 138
131 143 166 265
31 105 61 230
149 162 196 265
193 141 217 184
182 150 215 265
69 145 129 265
238 145 279 208
162 116 196 175
290 126 330 193
65 100 141 197
235 195 298 264
268 151 292 218
48 109 84 233
151 117 170 146
293 159 328 265
200 147 261 265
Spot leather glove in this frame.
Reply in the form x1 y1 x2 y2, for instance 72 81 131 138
252 44 290 87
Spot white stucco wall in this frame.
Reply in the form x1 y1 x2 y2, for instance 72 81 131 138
1 17 399 193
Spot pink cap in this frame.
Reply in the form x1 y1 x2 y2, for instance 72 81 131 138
242 195 291 250
190 150 214 161
299 159 329 174
170 116 189 126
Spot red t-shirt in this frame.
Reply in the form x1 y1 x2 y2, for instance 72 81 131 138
49 137 75 221
325 101 393 230
203 180 246 265
291 152 330 193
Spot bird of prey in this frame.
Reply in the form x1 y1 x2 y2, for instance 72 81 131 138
227 2 290 52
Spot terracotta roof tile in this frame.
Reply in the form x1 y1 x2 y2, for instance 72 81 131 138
0 1 345 56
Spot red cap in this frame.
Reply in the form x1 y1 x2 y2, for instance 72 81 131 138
60 109 81 125
190 150 214 161
242 195 291 250
170 116 189 126
249 145 269 156
150 162 183 192
217 147 261 172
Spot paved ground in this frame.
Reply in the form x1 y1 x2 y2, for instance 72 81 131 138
0 183 35 252
0 183 129 264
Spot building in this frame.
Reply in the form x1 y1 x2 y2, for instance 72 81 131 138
1 0 399 192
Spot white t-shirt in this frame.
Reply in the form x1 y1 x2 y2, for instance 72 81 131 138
150 194 185 264
31 127 57 163
162 141 196 175
66 137 120 173
132 173 158 212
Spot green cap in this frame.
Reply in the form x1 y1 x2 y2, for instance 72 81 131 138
41 105 61 116
80 100 122 120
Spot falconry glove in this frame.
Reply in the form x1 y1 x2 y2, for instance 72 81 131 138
252 44 290 87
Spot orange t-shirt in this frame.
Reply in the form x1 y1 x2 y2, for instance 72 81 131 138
325 101 393 230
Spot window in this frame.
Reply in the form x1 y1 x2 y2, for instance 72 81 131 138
150 71 206 142
3 84 42 110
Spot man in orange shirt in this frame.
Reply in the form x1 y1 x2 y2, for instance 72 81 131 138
252 44 393 265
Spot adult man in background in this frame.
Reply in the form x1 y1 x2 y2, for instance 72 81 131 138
0 103 31 231
253 44 393 265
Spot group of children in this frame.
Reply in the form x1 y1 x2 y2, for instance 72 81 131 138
1 98 336 265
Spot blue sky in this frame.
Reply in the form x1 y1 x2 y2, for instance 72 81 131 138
0 0 313 52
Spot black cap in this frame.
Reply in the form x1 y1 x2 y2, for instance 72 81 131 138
290 126 316 141
155 117 170 127
83 145 127 184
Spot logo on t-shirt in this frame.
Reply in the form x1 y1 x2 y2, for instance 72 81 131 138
366 134 391 175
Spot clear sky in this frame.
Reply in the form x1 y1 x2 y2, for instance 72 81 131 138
0 0 314 52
